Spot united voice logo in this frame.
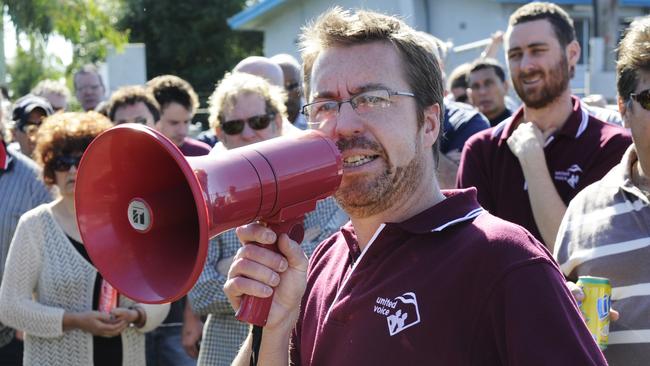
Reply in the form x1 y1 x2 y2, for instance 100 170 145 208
373 292 421 336
554 164 583 189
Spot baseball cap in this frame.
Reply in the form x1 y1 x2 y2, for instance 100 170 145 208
12 94 54 130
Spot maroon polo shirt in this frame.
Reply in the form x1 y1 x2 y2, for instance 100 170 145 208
179 137 211 156
456 97 631 243
290 188 605 365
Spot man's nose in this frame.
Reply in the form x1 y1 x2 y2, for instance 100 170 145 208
333 102 364 136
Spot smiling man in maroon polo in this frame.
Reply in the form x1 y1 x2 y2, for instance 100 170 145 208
457 2 631 246
222 7 606 366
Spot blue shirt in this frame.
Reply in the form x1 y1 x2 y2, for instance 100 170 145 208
441 101 490 154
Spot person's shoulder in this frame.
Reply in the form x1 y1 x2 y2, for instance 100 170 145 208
586 114 631 143
468 212 554 266
183 137 212 155
307 225 347 267
8 149 40 175
17 202 52 225
463 122 501 150
444 101 488 129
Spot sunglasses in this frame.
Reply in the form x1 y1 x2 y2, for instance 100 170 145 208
630 89 650 110
221 113 276 135
53 155 82 172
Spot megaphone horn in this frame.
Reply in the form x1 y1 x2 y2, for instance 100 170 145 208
75 124 341 326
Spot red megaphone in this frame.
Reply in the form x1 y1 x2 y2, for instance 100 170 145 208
75 123 341 326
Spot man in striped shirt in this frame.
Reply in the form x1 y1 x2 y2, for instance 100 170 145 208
0 135 52 364
554 16 650 366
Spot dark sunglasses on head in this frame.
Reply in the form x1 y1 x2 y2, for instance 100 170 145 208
53 155 82 172
221 113 276 135
630 89 650 110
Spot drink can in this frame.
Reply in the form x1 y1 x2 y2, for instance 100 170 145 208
576 276 611 350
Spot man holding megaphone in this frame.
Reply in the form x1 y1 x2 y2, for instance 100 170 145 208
224 7 607 366
188 72 346 365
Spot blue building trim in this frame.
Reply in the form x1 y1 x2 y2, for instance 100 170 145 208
620 0 650 6
495 0 591 4
228 0 287 29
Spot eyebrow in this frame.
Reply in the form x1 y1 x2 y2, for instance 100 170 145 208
312 83 393 100
509 42 549 52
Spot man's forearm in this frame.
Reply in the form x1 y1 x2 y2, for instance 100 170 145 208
232 322 295 366
519 154 567 247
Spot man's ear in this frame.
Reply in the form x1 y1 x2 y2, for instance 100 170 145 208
214 125 226 142
566 40 581 68
618 95 631 129
423 103 441 148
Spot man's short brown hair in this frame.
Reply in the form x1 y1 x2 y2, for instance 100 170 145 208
107 86 161 122
298 7 444 162
617 16 650 102
34 112 113 186
508 2 576 49
147 75 199 114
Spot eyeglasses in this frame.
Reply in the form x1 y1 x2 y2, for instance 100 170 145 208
301 89 416 129
221 113 276 135
630 89 650 110
286 82 301 93
53 155 82 172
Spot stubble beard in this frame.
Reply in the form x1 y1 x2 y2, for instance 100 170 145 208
335 137 424 219
514 54 570 109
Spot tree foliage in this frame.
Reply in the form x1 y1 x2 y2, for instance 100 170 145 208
117 0 262 105
4 0 128 67
6 35 63 97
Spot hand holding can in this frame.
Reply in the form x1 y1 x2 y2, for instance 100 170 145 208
576 276 611 350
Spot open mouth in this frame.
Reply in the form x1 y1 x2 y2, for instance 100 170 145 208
343 154 379 168
522 75 542 85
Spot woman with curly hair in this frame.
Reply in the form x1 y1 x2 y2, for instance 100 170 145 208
0 112 169 365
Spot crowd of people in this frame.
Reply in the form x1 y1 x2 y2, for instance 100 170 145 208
0 1 648 365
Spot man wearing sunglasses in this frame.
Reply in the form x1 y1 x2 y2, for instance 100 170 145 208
187 71 347 366
554 17 650 366
457 2 632 247
9 95 54 158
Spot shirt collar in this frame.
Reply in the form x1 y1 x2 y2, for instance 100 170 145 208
394 188 484 234
0 141 9 171
499 96 588 142
617 145 650 203
339 188 485 257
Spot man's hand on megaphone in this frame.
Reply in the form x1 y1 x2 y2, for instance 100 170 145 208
225 223 308 330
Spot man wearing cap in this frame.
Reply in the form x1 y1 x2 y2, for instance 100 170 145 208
9 95 54 158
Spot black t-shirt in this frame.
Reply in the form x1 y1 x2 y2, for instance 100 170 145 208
68 236 123 366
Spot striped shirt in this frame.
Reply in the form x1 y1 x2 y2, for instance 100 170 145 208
0 147 52 347
554 145 650 366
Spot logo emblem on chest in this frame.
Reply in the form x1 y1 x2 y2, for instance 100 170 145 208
554 164 583 189
373 292 421 336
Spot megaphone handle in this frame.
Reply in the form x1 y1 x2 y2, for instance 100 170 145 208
235 219 305 327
